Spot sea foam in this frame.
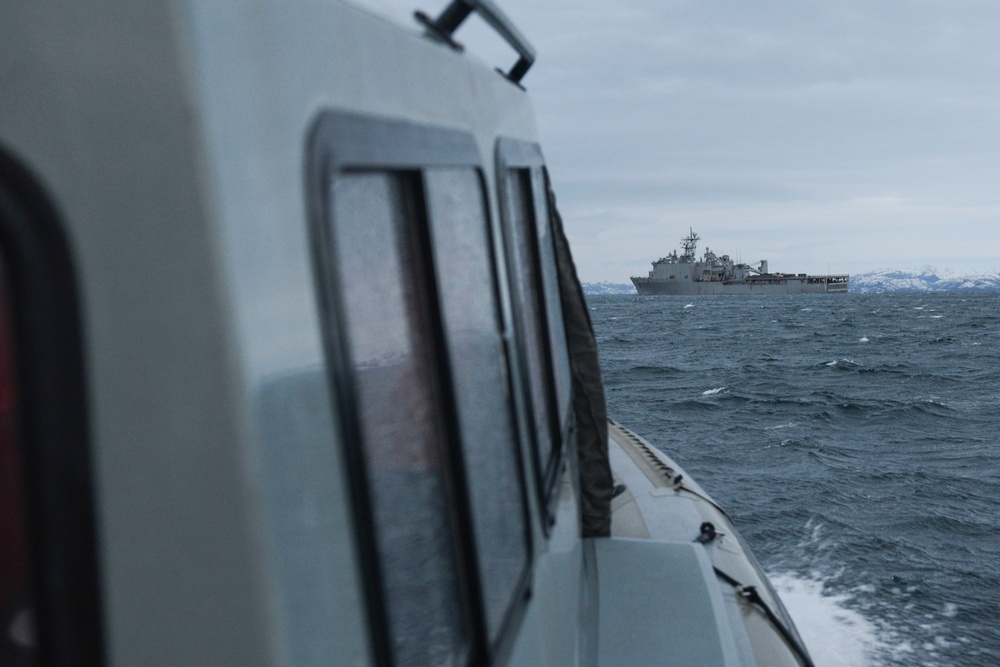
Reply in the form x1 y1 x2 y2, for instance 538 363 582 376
769 572 882 666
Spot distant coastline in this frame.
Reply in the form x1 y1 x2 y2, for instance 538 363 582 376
583 268 1000 295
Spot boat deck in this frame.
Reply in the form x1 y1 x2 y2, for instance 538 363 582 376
600 419 807 666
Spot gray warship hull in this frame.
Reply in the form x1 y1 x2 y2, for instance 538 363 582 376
631 275 849 295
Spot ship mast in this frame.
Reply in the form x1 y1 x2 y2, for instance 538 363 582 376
681 228 700 261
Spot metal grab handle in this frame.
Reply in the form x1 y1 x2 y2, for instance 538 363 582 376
415 0 536 84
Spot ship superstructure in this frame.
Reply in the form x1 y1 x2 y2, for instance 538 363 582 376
631 229 849 295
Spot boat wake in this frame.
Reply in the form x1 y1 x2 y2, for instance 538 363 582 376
767 520 971 667
770 568 970 667
769 571 881 666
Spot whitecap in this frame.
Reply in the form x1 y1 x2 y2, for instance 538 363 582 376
930 315 943 319
769 572 882 667
859 337 870 343
825 360 837 366
702 387 725 395
684 303 695 309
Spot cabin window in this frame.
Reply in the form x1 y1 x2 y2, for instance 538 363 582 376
0 149 102 665
309 113 532 664
503 170 559 476
329 171 468 665
497 139 573 513
423 168 529 642
532 170 572 434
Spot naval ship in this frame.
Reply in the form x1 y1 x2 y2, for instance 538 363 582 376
2 1 814 665
632 229 849 295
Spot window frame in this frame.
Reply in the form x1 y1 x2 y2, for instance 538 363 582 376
306 111 533 665
495 138 573 529
0 146 104 666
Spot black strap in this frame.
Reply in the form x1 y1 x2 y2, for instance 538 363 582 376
712 566 816 667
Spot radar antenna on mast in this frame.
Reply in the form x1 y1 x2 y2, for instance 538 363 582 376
681 228 700 260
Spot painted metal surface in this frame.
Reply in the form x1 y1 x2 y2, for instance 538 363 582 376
591 538 742 666
632 230 849 295
607 420 808 667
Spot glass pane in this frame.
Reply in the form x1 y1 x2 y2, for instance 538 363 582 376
330 172 466 666
531 170 572 437
0 255 36 666
424 169 528 641
504 169 557 476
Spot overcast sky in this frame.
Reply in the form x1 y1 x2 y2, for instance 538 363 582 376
373 1 1000 282
451 0 1000 282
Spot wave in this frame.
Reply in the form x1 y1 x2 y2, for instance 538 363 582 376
762 520 980 667
769 572 882 666
671 398 727 412
765 421 800 431
626 364 685 376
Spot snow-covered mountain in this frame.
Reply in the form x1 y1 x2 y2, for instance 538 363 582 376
582 281 636 295
849 268 1000 293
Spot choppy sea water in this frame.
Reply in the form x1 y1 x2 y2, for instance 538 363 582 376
588 292 1000 666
